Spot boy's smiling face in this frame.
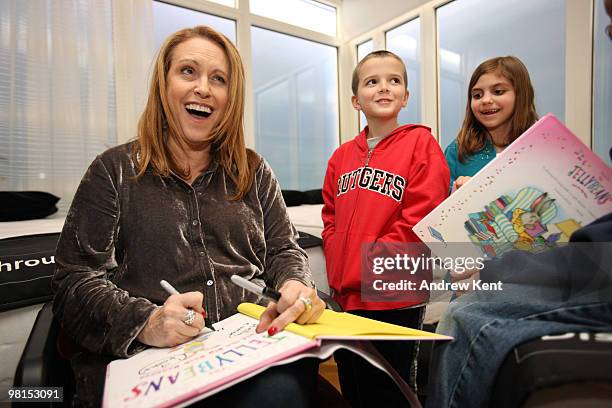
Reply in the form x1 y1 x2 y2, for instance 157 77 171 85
352 56 408 124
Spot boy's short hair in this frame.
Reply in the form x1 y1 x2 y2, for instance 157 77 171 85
351 50 408 96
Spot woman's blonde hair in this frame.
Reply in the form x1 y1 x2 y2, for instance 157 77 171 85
134 25 257 199
456 56 538 162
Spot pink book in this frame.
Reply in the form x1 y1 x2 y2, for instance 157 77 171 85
414 113 612 260
102 303 450 408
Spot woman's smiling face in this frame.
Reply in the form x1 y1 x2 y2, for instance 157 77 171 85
165 37 229 146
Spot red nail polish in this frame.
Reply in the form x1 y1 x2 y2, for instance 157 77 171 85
267 326 278 336
201 310 207 319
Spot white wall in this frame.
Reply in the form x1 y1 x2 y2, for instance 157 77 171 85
340 0 429 41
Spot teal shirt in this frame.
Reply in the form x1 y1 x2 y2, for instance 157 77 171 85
444 139 496 191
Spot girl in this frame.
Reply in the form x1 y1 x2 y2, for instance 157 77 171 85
445 56 538 191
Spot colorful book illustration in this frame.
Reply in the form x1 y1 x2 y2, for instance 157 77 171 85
413 114 612 260
103 303 450 408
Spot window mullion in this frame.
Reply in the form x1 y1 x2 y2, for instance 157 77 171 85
236 0 255 148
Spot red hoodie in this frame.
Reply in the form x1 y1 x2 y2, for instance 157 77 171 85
321 124 449 311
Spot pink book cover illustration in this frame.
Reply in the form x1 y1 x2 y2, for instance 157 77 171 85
413 114 612 260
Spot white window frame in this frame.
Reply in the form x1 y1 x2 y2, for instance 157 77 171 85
145 0 342 148
132 0 595 149
340 0 594 147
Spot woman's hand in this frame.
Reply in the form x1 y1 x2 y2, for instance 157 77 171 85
454 176 471 190
137 291 206 347
255 280 325 335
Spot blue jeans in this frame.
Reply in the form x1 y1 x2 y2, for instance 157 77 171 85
426 285 612 408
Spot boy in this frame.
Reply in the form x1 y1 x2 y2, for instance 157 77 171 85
321 50 449 407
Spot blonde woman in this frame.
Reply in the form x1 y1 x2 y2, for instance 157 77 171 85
53 26 324 407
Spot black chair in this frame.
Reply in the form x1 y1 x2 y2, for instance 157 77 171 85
490 331 612 407
13 302 75 407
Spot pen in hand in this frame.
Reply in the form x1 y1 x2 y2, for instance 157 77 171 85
231 275 332 310
160 279 180 296
230 275 281 302
159 279 214 331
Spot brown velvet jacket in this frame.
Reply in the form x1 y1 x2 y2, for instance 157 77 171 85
52 142 312 360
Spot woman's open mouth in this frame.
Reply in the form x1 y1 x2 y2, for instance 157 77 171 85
185 103 213 118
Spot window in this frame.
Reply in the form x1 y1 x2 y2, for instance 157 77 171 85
0 1 117 215
2 0 341 214
250 0 336 36
153 1 236 53
593 0 612 166
356 40 373 130
386 18 421 125
437 0 566 149
357 39 373 61
251 26 338 190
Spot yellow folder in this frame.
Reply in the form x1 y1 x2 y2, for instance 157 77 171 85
237 303 452 341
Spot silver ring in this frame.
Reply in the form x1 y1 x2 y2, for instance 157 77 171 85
299 297 312 313
184 309 196 326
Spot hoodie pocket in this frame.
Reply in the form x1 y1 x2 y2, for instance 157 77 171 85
333 232 378 295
